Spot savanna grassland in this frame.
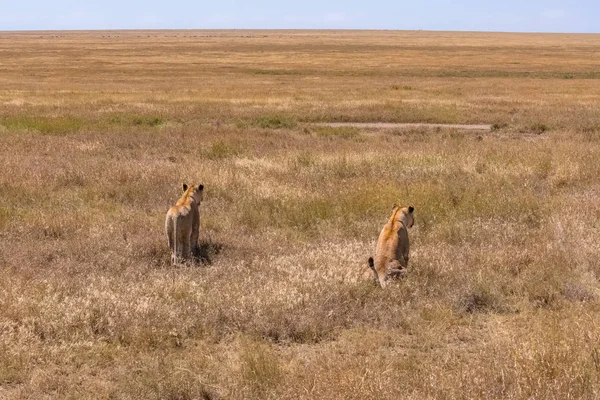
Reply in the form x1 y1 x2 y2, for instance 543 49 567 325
1 30 600 399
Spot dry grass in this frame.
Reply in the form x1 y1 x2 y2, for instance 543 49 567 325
1 30 600 399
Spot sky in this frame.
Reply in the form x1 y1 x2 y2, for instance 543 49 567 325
0 0 598 33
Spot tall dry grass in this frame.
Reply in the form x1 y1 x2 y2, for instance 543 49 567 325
1 30 600 399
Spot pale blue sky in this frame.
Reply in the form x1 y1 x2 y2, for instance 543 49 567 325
0 1 597 33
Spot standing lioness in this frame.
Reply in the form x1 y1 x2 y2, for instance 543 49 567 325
365 204 415 288
165 184 204 264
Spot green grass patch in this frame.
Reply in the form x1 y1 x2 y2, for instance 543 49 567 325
203 141 242 160
237 183 404 236
1 116 82 135
238 196 333 233
254 115 297 129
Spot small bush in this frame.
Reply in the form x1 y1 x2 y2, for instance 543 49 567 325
491 122 508 131
561 281 594 303
132 116 164 127
109 115 165 127
458 285 506 314
529 123 550 134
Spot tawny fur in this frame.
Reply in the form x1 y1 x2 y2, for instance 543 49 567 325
364 204 415 288
165 184 204 264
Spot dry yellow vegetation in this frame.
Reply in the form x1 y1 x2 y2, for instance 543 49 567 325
1 30 600 399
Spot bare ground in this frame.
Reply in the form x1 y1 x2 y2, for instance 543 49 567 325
310 122 492 130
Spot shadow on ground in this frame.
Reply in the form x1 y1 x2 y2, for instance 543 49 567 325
193 240 224 265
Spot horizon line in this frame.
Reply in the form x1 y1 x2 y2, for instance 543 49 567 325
1 28 598 35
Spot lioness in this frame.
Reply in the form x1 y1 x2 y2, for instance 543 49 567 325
365 204 415 288
165 184 204 264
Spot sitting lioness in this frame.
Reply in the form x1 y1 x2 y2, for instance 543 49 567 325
165 184 204 264
364 204 415 288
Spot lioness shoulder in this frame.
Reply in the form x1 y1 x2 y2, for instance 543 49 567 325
165 183 204 264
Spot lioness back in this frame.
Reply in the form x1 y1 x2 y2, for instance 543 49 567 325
165 183 204 265
364 204 415 288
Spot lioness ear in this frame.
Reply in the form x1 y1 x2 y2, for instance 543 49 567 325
182 184 188 191
408 206 414 213
392 203 398 210
199 184 204 190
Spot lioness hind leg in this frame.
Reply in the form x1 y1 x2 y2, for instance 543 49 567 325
386 268 406 280
190 229 199 256
181 232 191 262
166 219 176 264
166 226 173 248
172 230 184 264
191 209 200 255
383 260 405 282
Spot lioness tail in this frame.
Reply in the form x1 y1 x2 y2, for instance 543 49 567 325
368 257 380 286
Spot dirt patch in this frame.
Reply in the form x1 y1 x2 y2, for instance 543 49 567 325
310 122 492 131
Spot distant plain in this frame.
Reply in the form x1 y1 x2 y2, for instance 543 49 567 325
1 30 600 399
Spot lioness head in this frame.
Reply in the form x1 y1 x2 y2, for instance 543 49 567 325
391 204 415 228
182 183 204 204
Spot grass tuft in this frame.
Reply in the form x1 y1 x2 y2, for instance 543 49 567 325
529 122 550 134
203 140 242 160
133 116 164 127
491 122 508 131
254 115 297 129
239 337 282 395
312 126 360 140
